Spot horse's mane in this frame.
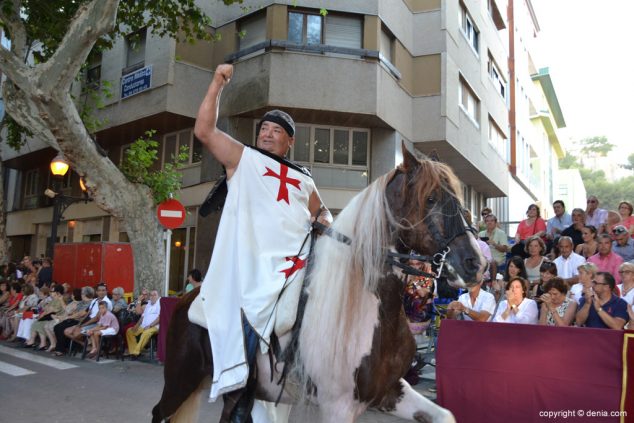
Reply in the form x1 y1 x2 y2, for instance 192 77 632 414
298 157 463 399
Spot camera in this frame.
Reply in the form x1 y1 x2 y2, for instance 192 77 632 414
480 236 489 242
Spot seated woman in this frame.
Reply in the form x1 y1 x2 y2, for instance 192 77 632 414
511 204 547 258
533 261 557 303
617 262 634 306
575 225 598 259
12 284 39 342
53 286 93 356
0 281 9 307
0 282 23 339
569 262 597 304
524 236 547 298
494 256 529 302
616 201 634 237
26 285 65 350
43 288 82 353
111 287 128 313
538 277 577 326
493 277 538 324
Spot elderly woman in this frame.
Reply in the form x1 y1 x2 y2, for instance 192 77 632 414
11 284 39 341
53 286 94 356
569 262 597 304
111 287 128 313
493 277 539 324
618 262 634 306
43 288 82 353
539 277 577 326
575 225 598 259
511 204 547 258
26 285 65 349
0 281 9 307
524 236 547 297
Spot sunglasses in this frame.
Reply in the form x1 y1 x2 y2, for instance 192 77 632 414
587 200 597 204
591 281 608 286
618 270 633 274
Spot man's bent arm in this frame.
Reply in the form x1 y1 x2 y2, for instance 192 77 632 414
309 190 332 226
194 64 244 179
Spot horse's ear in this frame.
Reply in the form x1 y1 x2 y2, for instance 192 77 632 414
429 149 441 162
401 141 421 173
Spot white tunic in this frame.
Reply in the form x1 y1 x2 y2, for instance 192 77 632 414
200 147 315 400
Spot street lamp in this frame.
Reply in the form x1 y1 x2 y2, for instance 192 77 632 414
45 154 92 259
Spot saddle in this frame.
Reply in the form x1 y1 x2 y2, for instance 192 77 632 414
187 276 303 340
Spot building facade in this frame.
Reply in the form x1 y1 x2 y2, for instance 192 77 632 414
3 0 513 291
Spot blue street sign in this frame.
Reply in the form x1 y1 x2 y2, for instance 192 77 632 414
121 65 152 99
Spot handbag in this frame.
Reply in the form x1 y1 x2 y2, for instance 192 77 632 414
38 313 53 321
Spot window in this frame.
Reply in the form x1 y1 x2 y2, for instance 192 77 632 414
380 26 394 64
239 12 266 50
86 51 102 88
488 54 506 99
488 118 508 162
126 28 146 69
460 4 479 54
288 12 322 45
265 123 370 189
162 129 202 167
459 77 480 126
24 169 39 197
324 14 362 49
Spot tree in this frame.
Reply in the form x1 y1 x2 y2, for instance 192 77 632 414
0 0 229 291
578 136 615 157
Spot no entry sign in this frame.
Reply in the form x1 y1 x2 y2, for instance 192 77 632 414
157 199 186 229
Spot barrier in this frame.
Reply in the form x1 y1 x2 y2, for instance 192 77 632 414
437 320 632 422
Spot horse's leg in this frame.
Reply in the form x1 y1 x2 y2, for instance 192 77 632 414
152 289 212 423
380 378 455 423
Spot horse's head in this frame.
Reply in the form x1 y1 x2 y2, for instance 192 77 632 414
386 143 484 288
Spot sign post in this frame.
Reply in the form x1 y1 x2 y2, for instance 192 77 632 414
157 199 186 297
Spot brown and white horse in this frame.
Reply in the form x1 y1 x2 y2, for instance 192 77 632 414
152 146 483 422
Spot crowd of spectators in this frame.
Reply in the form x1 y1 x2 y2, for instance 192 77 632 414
404 196 634 338
0 256 188 361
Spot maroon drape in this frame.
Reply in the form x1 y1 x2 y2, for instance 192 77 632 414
157 296 179 363
437 320 624 423
623 333 634 421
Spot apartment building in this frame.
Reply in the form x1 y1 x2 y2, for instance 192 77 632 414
2 0 511 291
488 0 567 233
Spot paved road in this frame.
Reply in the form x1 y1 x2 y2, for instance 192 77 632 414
0 341 437 422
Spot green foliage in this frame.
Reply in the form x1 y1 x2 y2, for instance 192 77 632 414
578 136 614 157
79 80 113 134
0 115 31 151
121 130 189 204
559 152 580 170
319 8 328 17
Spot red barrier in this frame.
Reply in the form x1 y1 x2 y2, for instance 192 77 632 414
437 320 629 422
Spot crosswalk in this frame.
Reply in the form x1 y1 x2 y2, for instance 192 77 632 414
0 345 115 376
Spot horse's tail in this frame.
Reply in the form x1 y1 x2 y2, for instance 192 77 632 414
152 288 212 423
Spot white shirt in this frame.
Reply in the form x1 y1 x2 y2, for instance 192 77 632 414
140 299 161 329
547 213 572 237
554 252 586 279
585 208 608 228
493 298 539 324
618 283 634 305
458 290 496 321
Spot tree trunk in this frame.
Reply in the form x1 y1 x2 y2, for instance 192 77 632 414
0 159 10 265
0 0 166 293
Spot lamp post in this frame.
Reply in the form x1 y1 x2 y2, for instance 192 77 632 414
45 153 92 259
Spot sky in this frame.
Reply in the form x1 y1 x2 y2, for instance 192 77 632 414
531 0 634 163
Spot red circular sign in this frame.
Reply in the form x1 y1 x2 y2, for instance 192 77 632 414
157 199 186 229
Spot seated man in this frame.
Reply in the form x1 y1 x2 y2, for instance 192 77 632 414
612 225 634 262
561 208 585 248
447 278 496 322
479 213 509 280
588 234 624 284
553 236 586 288
86 301 120 358
575 272 628 329
125 289 160 358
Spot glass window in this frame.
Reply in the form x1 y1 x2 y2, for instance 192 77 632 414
306 15 322 45
239 12 266 50
293 126 310 162
288 12 322 45
352 131 368 166
460 5 479 53
126 28 146 68
191 137 203 163
288 12 304 44
460 77 480 125
163 134 177 164
313 128 330 163
333 130 349 165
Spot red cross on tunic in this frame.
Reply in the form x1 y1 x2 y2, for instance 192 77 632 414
263 164 301 204
280 256 307 279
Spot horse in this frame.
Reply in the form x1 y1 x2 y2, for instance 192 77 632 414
152 145 484 423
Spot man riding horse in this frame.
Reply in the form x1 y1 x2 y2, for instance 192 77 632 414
193 63 331 422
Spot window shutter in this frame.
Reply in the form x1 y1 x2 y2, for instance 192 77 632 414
240 13 266 50
325 15 362 49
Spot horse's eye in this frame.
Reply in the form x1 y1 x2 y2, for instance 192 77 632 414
427 196 435 204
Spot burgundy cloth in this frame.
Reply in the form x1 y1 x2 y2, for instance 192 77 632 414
624 333 634 419
437 320 624 423
157 297 179 363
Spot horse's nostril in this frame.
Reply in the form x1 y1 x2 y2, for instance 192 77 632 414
465 257 480 271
